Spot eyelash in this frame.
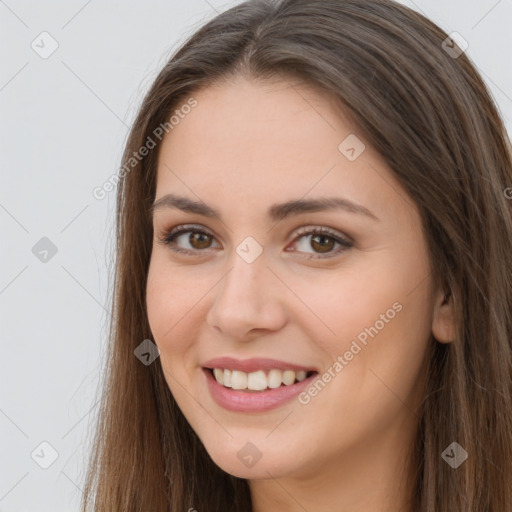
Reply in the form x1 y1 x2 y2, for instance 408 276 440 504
156 224 353 259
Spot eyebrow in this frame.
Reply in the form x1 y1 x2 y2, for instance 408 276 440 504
149 193 379 222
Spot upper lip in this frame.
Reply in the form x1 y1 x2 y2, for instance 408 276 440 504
202 356 318 373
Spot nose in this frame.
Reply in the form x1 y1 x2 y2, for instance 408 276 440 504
206 251 288 341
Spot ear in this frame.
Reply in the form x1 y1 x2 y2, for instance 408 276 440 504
431 288 456 343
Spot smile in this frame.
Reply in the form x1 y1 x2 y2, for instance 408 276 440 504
203 367 319 413
210 368 314 391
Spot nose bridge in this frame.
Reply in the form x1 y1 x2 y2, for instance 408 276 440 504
217 247 268 310
206 243 286 337
219 232 268 295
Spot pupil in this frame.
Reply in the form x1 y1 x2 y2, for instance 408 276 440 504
191 232 211 249
312 235 334 253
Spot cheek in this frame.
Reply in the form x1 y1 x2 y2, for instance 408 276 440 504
146 263 198 409
283 260 406 350
146 255 214 377
146 258 193 354
288 253 432 396
295 287 431 456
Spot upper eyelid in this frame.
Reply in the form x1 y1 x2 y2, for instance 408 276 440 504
163 223 349 240
160 223 353 250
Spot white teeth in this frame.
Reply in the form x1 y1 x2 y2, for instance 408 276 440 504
213 368 223 384
296 370 307 381
211 368 311 390
268 369 283 389
247 370 268 391
282 370 296 385
223 369 232 388
231 370 247 390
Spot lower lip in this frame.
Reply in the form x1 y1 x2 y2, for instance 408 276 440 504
203 368 318 413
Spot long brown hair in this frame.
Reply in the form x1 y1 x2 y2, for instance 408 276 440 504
81 0 512 510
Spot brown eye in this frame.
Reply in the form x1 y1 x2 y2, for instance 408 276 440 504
310 234 336 253
188 231 213 250
158 225 220 255
288 226 353 259
158 224 353 259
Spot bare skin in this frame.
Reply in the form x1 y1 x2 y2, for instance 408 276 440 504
146 75 455 512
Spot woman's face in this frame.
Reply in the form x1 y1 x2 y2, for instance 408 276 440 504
146 76 444 482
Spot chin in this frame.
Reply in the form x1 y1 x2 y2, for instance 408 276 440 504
199 435 308 480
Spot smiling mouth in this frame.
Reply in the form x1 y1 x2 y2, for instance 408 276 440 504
205 367 318 392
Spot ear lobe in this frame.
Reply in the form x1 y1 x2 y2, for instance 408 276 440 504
431 289 456 343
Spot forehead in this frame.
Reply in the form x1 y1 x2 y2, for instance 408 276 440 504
155 76 410 224
161 77 343 171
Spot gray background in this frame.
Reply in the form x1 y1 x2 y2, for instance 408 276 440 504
1 1 511 510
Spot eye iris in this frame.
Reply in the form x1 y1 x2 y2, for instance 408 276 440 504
190 232 211 249
311 234 335 253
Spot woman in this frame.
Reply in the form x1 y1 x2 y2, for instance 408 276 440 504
81 0 512 510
